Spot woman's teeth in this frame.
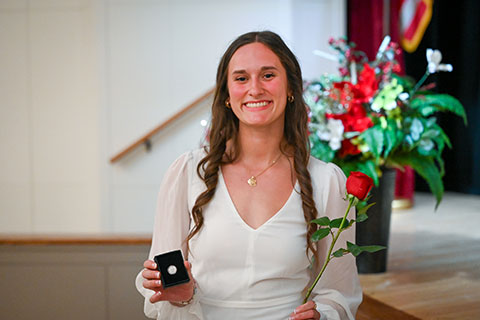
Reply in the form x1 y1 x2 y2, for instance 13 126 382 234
245 101 269 108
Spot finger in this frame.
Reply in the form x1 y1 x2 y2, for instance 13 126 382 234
142 279 163 291
149 290 164 304
290 309 319 320
143 259 157 270
294 300 316 314
142 269 161 280
185 261 194 280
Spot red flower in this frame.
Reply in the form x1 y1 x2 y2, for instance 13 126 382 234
350 116 373 132
330 82 354 105
352 64 378 103
326 104 372 132
346 171 374 200
338 139 361 158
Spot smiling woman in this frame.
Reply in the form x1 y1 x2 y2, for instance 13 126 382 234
227 42 290 130
135 31 362 320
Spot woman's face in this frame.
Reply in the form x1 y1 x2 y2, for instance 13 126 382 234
227 42 289 130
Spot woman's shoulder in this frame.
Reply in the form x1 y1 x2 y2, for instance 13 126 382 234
163 148 206 179
172 147 207 165
308 156 346 180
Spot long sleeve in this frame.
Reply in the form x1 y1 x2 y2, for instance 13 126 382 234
135 151 204 320
310 161 363 320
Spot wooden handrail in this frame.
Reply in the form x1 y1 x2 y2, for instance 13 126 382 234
110 88 215 163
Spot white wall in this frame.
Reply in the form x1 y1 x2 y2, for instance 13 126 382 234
0 0 346 234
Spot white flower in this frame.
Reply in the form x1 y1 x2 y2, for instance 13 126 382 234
419 139 434 151
317 130 330 141
426 49 453 74
398 92 409 101
318 118 344 151
327 119 344 150
410 118 424 141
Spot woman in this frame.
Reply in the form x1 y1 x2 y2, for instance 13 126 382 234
136 31 362 320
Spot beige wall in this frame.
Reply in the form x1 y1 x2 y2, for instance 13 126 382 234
0 0 346 235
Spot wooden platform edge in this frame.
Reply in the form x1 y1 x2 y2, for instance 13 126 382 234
357 294 421 320
0 234 152 245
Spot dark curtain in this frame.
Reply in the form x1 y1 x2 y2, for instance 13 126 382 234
348 0 480 195
403 1 480 194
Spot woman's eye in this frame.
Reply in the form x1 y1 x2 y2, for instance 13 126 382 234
264 73 275 79
235 76 247 82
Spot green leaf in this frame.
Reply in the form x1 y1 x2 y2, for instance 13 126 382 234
356 213 369 222
410 94 467 125
309 135 335 162
346 242 362 256
311 228 330 242
347 219 356 228
359 126 384 160
394 154 443 209
359 245 387 253
330 218 348 228
332 248 349 258
356 202 376 216
310 217 331 226
347 241 386 256
383 121 398 158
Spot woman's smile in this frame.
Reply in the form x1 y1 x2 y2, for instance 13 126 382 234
243 100 272 111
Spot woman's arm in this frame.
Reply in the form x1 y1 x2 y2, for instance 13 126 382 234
135 151 204 320
310 162 363 320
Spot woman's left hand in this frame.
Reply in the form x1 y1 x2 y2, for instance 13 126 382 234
288 300 320 320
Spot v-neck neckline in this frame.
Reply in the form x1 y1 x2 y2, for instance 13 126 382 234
219 168 298 232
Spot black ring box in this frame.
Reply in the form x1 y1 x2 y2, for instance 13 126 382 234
154 250 190 288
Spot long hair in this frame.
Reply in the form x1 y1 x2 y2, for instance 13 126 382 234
186 31 319 259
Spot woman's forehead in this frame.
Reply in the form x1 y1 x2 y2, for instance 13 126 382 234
228 42 284 74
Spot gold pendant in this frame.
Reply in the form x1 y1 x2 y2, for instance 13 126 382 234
247 176 257 187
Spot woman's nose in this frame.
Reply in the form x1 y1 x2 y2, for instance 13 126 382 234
248 78 264 96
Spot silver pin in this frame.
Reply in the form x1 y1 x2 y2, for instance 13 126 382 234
167 265 177 275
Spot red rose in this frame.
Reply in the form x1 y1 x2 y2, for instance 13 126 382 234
346 171 374 200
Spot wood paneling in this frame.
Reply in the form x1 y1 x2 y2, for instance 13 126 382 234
0 244 150 320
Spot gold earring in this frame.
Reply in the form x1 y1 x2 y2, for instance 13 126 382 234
225 99 231 108
288 95 295 103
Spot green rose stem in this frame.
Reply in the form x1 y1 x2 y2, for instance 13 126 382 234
303 195 355 304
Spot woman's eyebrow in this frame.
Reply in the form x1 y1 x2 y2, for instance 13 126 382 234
231 66 279 74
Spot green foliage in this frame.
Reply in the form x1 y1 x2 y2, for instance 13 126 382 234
410 94 467 124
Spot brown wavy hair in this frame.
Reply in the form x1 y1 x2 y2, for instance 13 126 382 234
186 31 319 259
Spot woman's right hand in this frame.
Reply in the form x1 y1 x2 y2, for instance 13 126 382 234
142 259 195 304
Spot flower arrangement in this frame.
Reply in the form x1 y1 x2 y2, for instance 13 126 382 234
303 171 382 303
304 36 467 207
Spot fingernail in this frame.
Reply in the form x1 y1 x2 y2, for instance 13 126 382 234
156 280 161 286
157 272 161 278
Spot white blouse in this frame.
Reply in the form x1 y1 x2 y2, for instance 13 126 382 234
135 149 362 320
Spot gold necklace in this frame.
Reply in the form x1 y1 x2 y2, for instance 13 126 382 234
247 154 282 187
